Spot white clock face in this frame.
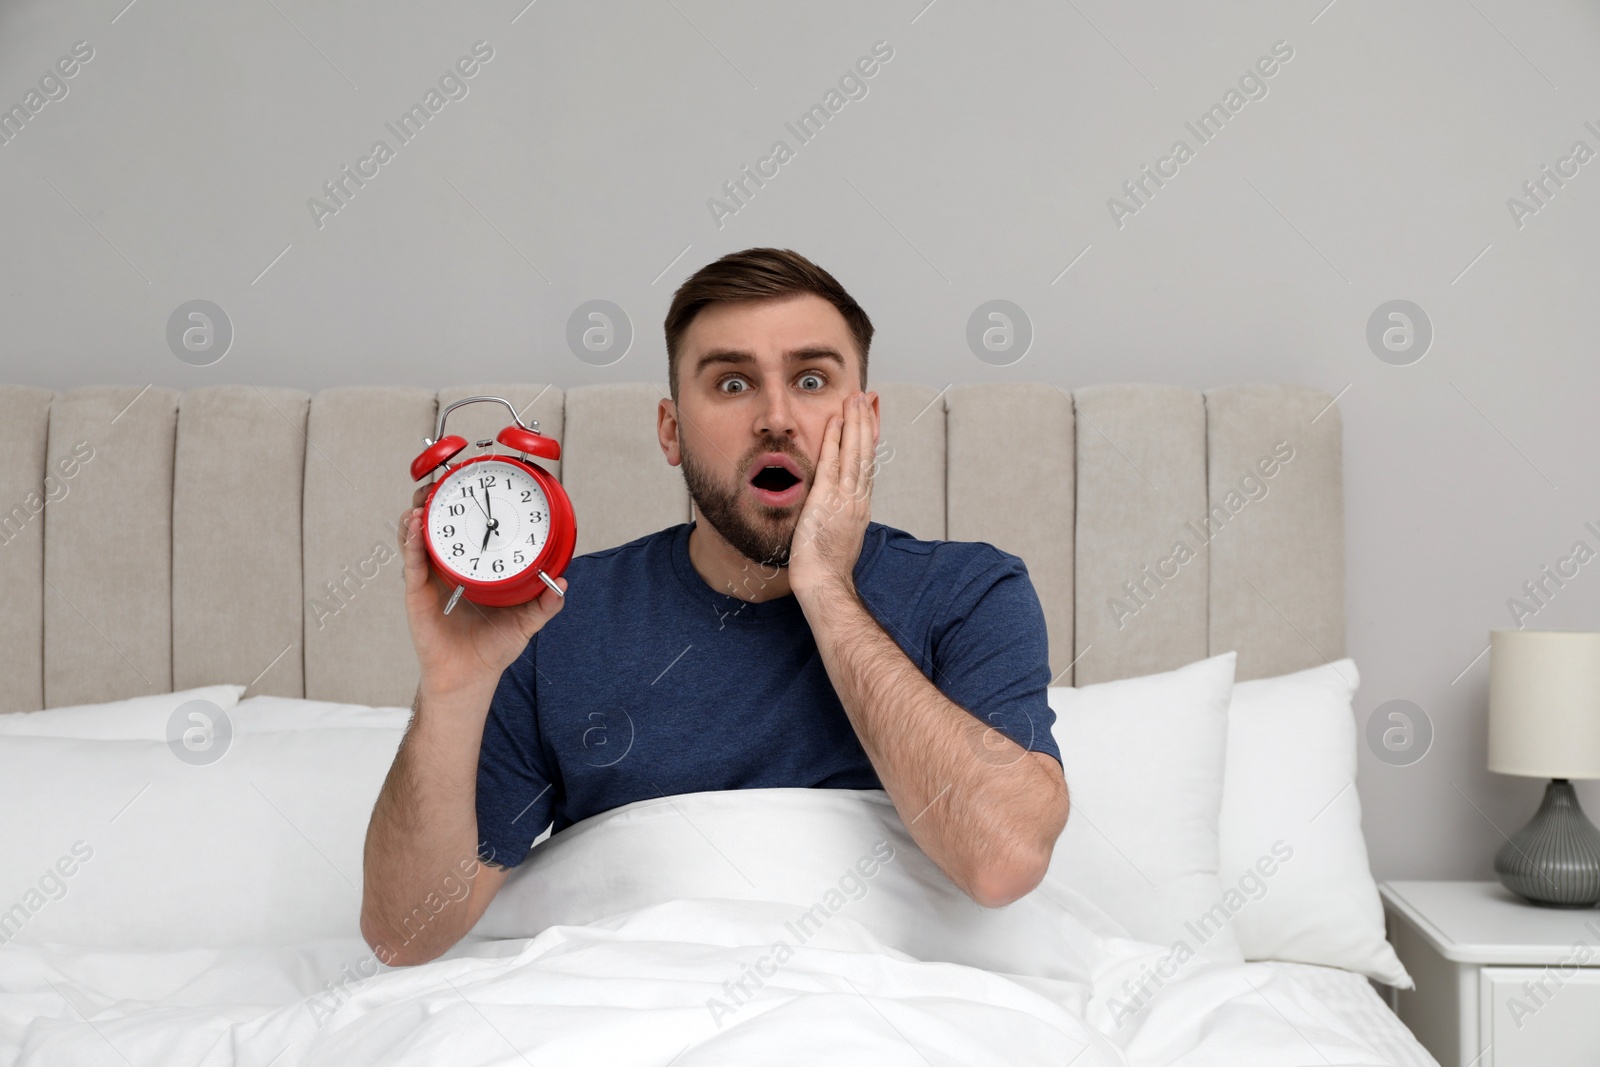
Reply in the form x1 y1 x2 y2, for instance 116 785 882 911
428 459 551 583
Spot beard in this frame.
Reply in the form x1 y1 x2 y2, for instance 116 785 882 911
679 435 809 571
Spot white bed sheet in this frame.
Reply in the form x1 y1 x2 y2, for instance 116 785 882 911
0 787 1438 1066
1259 962 1439 1067
1 932 1442 1067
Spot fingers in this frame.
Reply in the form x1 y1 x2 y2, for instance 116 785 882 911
842 393 875 506
840 392 865 500
515 576 567 635
412 483 429 508
537 577 568 617
817 407 842 493
398 507 431 596
815 394 875 505
862 393 879 496
397 507 414 556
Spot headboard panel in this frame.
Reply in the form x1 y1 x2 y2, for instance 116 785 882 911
301 386 435 707
0 382 1342 712
1205 384 1345 682
0 386 52 712
44 386 178 707
561 383 687 556
1072 384 1211 687
173 386 308 698
945 383 1075 682
864 382 945 542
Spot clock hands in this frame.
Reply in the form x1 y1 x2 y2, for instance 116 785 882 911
479 480 499 552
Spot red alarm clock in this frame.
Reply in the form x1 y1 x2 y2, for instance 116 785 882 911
409 395 577 614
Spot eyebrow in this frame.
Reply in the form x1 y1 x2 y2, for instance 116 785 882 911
693 345 846 378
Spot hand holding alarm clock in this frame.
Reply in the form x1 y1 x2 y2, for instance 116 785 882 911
398 396 577 689
409 395 577 612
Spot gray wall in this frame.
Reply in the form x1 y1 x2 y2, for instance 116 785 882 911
2 0 1598 883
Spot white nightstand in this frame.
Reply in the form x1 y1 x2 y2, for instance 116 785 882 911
1380 881 1600 1067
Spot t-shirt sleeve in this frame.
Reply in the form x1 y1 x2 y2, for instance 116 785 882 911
931 550 1062 769
474 638 558 870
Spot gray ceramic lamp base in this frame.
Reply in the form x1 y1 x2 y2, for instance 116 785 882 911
1494 779 1600 907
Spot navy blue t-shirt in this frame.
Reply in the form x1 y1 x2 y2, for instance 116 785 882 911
474 519 1062 869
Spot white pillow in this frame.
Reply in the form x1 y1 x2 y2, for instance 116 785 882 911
1217 658 1413 987
0 685 245 739
230 694 413 733
0 689 410 743
0 724 404 950
1046 651 1242 963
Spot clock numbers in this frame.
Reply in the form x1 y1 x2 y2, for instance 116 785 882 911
429 460 552 583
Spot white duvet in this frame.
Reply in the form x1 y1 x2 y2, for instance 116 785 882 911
1 788 1400 1065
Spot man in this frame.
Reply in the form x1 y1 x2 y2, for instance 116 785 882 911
361 247 1069 967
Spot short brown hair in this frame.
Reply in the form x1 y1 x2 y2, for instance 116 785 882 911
663 247 873 404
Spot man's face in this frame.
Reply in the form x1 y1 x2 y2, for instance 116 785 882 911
658 293 873 571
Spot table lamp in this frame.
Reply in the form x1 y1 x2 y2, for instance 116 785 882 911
1487 629 1600 907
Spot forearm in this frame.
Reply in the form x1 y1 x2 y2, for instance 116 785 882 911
360 678 498 964
803 582 1066 907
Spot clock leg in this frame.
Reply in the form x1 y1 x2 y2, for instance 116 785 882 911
443 584 466 614
537 570 565 598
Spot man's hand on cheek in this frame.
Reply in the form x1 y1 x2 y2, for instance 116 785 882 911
789 391 878 604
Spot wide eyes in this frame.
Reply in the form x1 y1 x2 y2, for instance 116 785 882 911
718 372 827 395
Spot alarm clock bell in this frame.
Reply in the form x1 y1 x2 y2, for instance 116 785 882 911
409 395 577 615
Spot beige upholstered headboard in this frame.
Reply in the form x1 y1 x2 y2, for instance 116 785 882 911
0 382 1343 713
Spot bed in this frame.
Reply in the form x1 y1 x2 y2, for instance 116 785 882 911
0 380 1438 1065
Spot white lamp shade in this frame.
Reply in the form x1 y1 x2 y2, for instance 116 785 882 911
1487 630 1600 778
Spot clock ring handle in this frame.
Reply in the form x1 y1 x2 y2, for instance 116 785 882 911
426 395 541 448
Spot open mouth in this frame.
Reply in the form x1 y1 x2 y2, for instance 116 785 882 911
751 466 801 492
747 453 806 506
